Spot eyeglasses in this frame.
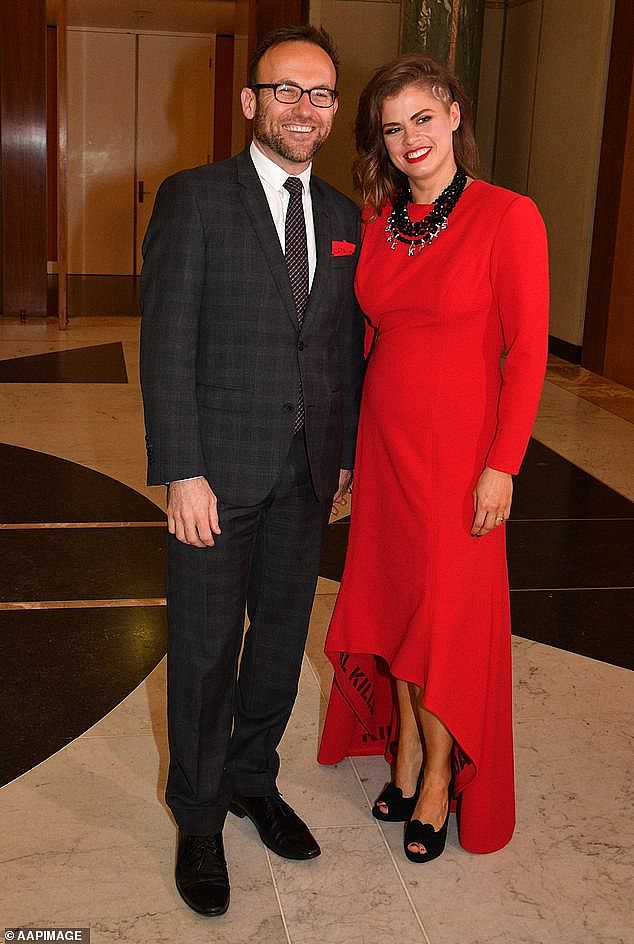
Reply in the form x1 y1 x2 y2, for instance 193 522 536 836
249 82 338 108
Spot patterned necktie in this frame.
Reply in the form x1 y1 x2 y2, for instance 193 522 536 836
283 176 308 432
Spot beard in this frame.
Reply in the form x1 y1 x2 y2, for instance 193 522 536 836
253 107 330 164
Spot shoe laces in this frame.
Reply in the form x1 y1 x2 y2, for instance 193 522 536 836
190 834 219 871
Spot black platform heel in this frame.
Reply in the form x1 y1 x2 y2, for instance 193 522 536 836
372 768 423 823
403 783 451 863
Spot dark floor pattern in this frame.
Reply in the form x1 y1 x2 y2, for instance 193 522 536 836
0 606 166 787
0 444 165 523
0 527 166 603
0 342 128 383
319 438 634 670
0 446 166 786
508 439 633 519
1 436 631 788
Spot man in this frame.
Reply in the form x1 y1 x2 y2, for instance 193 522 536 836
140 25 364 917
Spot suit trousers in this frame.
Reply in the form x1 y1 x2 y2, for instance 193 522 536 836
165 430 327 835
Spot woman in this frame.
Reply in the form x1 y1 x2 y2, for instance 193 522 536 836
318 55 549 862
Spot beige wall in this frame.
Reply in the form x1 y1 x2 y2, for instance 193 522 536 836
475 2 505 180
530 0 614 346
478 0 615 347
494 0 542 191
310 0 402 199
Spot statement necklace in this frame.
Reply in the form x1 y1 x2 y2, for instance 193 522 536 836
385 166 467 256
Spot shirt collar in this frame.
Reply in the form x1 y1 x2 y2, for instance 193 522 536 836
250 140 312 194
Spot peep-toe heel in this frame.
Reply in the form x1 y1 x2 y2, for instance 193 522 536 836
403 784 451 863
372 769 422 823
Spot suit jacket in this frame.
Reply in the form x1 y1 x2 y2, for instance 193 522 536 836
139 148 365 505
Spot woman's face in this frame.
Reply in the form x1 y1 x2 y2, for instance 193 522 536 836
381 83 461 200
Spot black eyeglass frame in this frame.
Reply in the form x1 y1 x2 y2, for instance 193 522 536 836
249 82 339 108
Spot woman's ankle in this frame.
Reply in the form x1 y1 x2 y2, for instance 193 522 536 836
393 739 423 787
421 762 451 789
396 739 422 766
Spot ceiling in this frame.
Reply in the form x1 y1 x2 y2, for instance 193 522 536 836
62 0 237 34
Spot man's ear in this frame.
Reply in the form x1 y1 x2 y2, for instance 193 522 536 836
241 87 256 120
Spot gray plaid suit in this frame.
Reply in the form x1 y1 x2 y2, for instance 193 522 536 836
140 148 364 835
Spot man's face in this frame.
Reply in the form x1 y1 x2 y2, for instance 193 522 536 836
241 41 338 171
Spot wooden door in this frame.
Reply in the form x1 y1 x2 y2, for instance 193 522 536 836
67 30 213 277
135 34 214 273
67 30 136 274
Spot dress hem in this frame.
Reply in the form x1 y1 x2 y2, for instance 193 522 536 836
320 644 478 802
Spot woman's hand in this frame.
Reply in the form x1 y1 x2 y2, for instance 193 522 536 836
332 469 353 515
471 467 513 536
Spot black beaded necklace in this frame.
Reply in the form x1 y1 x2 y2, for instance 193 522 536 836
385 166 468 256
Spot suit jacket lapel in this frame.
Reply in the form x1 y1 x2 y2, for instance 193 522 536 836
302 178 331 332
236 150 298 330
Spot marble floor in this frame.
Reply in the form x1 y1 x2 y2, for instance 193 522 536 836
0 317 632 944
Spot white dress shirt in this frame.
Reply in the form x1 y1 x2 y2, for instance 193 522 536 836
171 142 317 485
249 140 317 288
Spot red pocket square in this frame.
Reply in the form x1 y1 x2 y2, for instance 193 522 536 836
331 240 356 256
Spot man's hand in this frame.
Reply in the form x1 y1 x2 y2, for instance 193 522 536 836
168 476 221 547
471 466 513 537
332 469 353 515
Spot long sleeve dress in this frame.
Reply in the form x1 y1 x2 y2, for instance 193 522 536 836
317 180 549 854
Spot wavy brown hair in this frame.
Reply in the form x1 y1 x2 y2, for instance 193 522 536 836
354 54 479 215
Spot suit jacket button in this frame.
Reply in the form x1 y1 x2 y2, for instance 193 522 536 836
298 340 305 351
283 403 293 413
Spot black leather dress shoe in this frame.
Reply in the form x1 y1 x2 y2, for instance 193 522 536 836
175 830 230 916
230 793 321 860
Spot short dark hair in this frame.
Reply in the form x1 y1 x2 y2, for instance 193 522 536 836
247 25 339 87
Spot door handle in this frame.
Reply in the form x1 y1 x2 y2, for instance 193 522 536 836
137 180 153 203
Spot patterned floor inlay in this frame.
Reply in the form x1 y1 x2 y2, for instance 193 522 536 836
0 527 166 602
0 318 631 943
0 443 165 523
546 355 634 424
0 598 166 610
0 521 165 529
0 605 166 787
0 342 128 383
0 444 166 785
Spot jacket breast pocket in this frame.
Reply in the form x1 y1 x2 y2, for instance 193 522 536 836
197 383 253 413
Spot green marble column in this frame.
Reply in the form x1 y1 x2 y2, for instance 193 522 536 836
401 0 486 109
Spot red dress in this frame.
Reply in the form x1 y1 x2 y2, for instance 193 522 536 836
318 181 549 854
